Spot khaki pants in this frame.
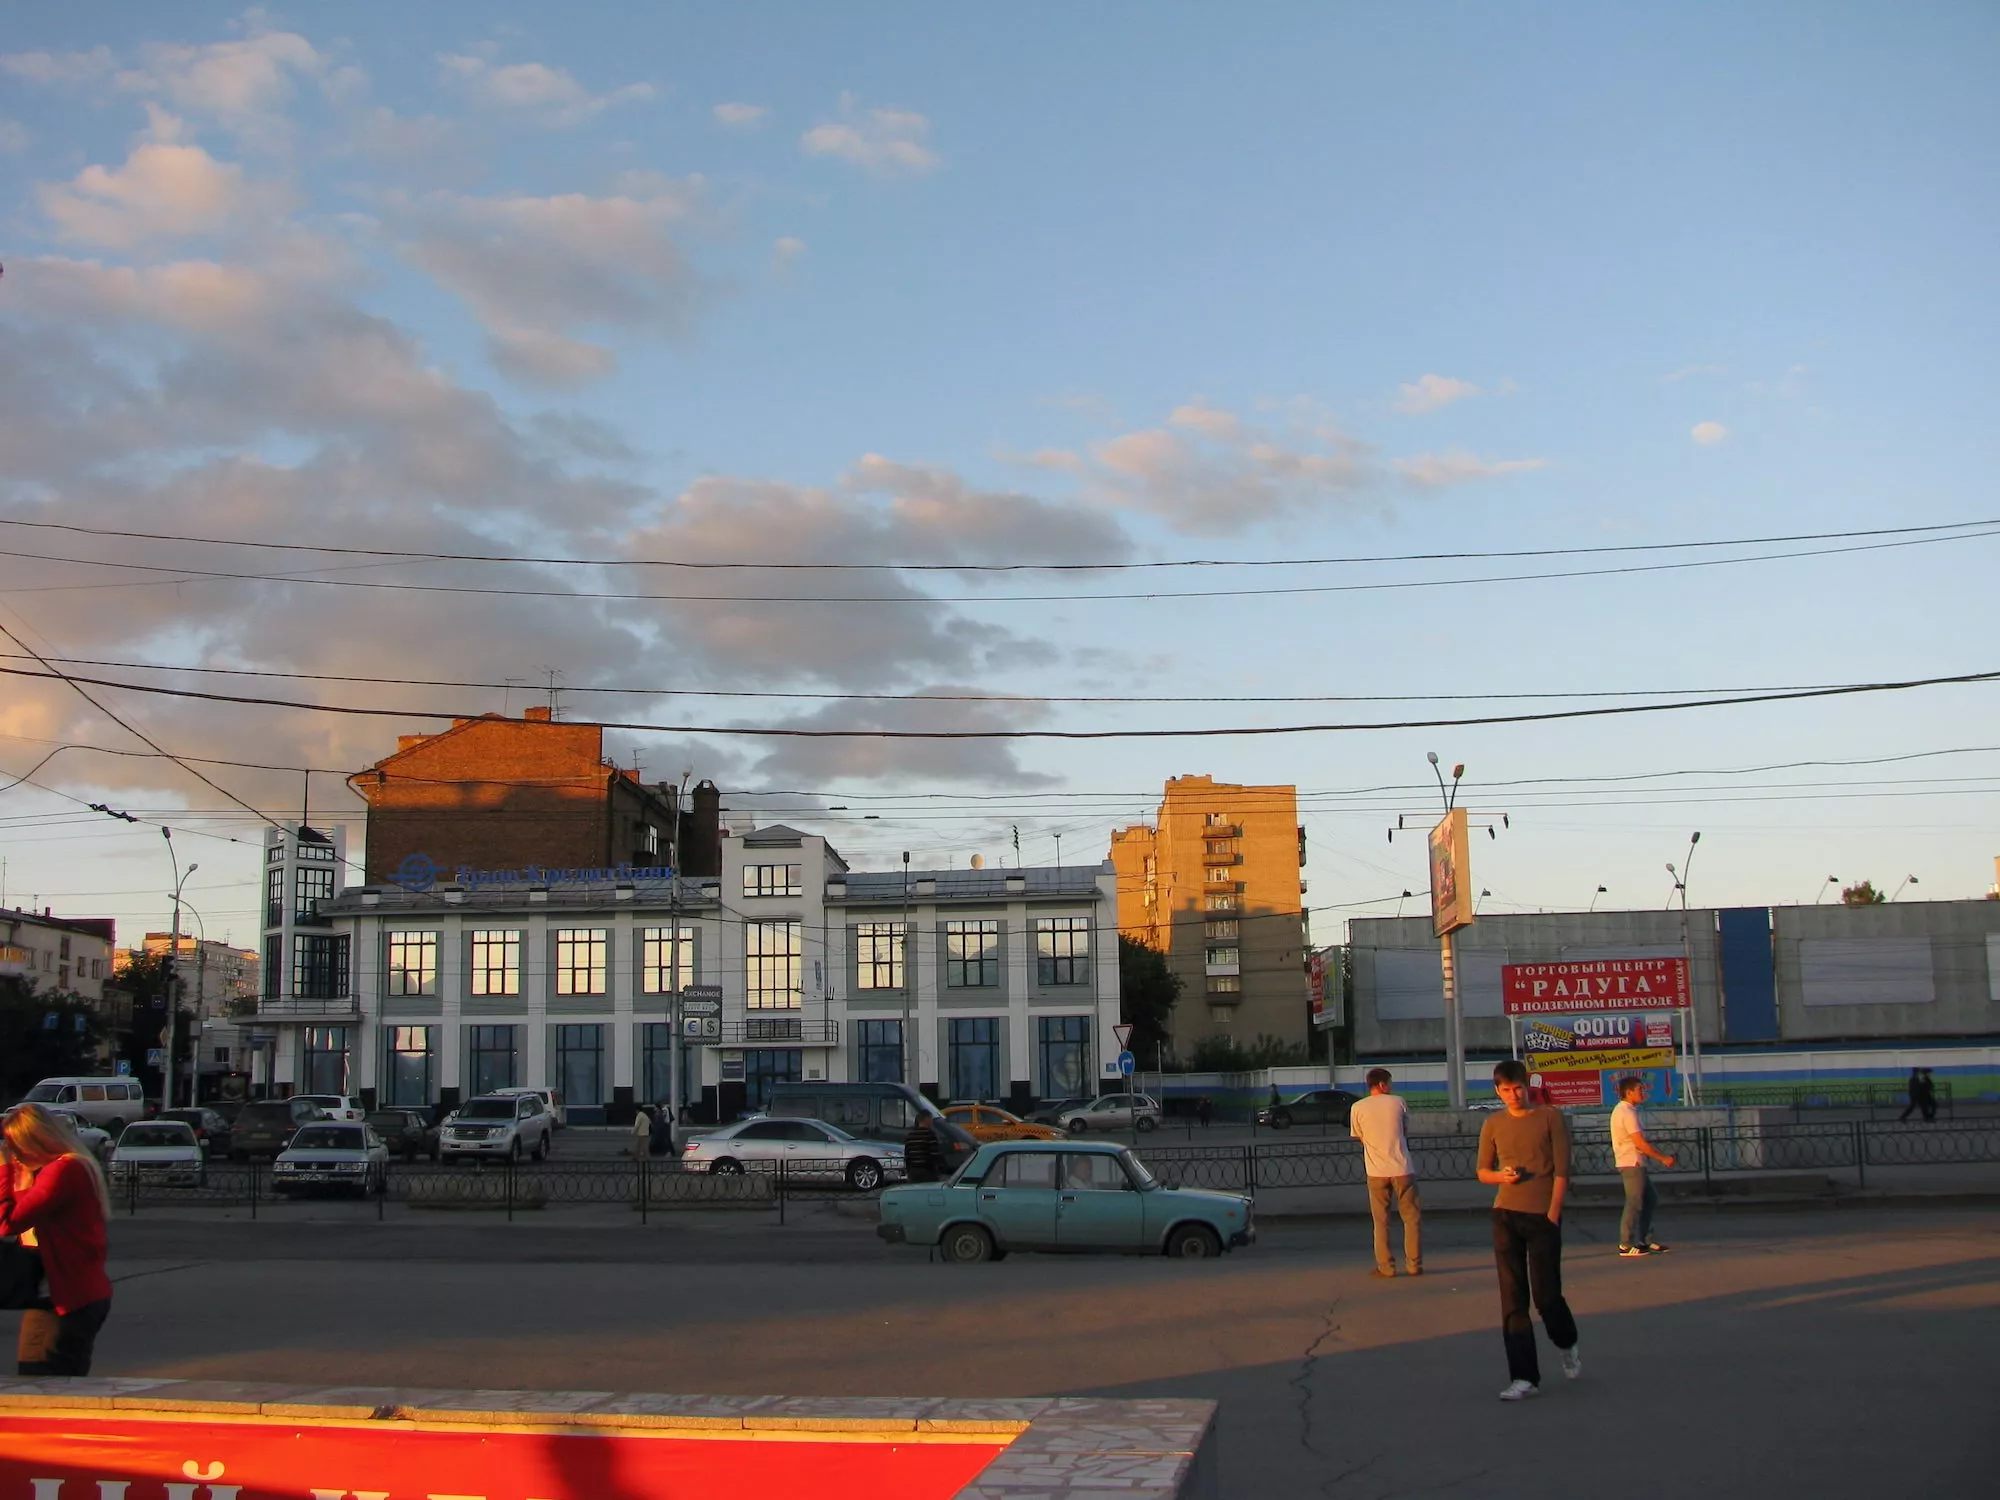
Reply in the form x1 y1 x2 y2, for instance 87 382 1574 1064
1368 1175 1422 1273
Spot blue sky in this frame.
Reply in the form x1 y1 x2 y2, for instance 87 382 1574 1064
1 3 1996 946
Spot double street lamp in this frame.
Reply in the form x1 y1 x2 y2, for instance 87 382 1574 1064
162 828 198 1112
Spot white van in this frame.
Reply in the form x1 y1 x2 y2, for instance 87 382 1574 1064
22 1077 148 1132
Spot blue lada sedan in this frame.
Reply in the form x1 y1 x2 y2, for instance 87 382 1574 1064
877 1139 1254 1262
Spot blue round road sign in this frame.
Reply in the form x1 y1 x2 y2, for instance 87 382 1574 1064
1117 1050 1135 1075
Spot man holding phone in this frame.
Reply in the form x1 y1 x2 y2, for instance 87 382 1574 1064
1476 1059 1581 1401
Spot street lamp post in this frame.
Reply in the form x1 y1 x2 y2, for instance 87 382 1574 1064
162 828 198 1112
901 852 914 1091
1669 832 1702 1105
1427 752 1469 1112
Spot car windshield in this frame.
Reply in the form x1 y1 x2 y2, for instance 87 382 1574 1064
158 1110 203 1125
23 1084 66 1102
291 1127 364 1151
237 1105 290 1124
458 1100 517 1120
1120 1150 1159 1190
121 1125 192 1147
365 1113 408 1128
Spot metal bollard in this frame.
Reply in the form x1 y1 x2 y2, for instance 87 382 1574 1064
1853 1119 1867 1190
1699 1127 1713 1192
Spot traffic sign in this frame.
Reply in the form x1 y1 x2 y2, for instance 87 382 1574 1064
1117 1050 1135 1076
1112 1023 1134 1051
679 985 722 1017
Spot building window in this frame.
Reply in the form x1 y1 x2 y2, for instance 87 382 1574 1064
302 1026 350 1095
746 920 801 1010
1034 917 1090 986
1205 894 1240 912
58 936 71 960
945 920 1000 989
1205 812 1233 828
554 929 608 996
265 866 285 928
1205 839 1239 856
468 1025 519 1094
641 927 696 993
386 931 438 996
1206 947 1241 968
1208 975 1242 994
949 1018 1000 1101
262 936 281 997
470 931 522 996
743 1048 803 1110
640 1022 675 1108
294 862 335 924
1205 919 1240 940
553 1024 604 1107
384 1025 433 1106
743 863 803 898
1037 1015 1090 1100
292 935 348 999
1206 865 1235 884
856 1020 903 1083
855 923 905 991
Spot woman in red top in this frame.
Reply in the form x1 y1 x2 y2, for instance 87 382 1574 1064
2 1103 113 1376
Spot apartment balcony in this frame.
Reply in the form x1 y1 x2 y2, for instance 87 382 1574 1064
250 995 362 1021
726 1017 841 1046
1202 850 1244 866
1202 823 1243 840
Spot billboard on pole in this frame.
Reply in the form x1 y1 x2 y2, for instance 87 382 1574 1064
1428 809 1473 937
1307 947 1342 1027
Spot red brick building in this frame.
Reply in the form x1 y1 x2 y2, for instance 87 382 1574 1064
348 709 720 885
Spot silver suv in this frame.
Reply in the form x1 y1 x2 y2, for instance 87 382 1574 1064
440 1094 554 1163
1061 1093 1164 1133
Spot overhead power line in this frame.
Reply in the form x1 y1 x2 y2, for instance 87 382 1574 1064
1 525 1996 604
3 662 1996 739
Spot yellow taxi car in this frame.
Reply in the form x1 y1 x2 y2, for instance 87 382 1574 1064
942 1104 1067 1143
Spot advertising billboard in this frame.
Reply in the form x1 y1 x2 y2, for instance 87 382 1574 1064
1308 947 1342 1028
1501 957 1689 1014
1428 809 1474 938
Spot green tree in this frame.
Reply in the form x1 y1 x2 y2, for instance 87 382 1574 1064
0 976 106 1100
1118 936 1182 1063
1841 881 1887 905
1185 1033 1312 1071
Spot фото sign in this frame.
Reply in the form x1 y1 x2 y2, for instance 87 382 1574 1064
1501 957 1689 1015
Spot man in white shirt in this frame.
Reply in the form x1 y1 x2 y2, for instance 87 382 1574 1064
1610 1075 1676 1256
1349 1067 1421 1277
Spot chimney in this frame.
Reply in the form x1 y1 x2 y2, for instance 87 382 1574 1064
524 706 552 723
681 781 723 877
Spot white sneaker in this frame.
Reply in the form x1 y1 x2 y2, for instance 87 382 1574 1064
1498 1379 1539 1402
1561 1344 1583 1380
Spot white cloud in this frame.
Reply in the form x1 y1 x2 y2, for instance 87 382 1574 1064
772 235 806 265
1395 373 1481 414
713 101 769 129
0 47 116 83
802 97 940 174
1663 363 1726 383
1168 402 1242 441
397 175 709 385
115 29 325 129
0 119 27 155
1691 421 1729 446
38 126 284 250
439 53 653 127
1394 450 1548 488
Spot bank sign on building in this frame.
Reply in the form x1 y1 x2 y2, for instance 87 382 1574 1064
275 824 1121 1123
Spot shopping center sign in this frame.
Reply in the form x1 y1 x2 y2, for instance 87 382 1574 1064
1501 957 1689 1015
391 853 675 894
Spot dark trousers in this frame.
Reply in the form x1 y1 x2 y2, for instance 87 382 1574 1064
1491 1211 1577 1385
17 1298 111 1377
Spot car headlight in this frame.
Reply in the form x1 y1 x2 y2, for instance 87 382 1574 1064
334 1161 366 1173
274 1161 296 1172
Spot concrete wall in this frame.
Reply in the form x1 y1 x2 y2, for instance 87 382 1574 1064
1773 900 2000 1039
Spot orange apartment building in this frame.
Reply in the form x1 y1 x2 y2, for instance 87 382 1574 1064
1109 775 1311 1053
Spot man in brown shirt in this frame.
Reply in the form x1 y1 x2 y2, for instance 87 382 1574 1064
1475 1059 1581 1401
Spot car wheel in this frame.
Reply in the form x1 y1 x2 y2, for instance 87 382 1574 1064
941 1223 995 1264
533 1132 549 1162
1271 1111 1293 1130
1166 1223 1223 1259
711 1157 744 1176
846 1157 884 1192
1136 1115 1158 1133
510 1138 523 1161
1064 1118 1087 1133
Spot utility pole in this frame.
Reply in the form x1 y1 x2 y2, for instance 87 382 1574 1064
162 828 197 1112
902 851 913 1089
1668 832 1703 1105
667 771 691 1129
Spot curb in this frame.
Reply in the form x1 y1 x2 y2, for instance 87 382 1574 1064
1255 1190 2000 1222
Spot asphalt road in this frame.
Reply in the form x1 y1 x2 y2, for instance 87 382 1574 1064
67 1204 2000 1498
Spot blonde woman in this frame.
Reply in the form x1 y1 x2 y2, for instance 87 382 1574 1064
1 1103 113 1376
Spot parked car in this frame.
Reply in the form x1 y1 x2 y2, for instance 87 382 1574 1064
271 1123 390 1196
767 1081 933 1144
19 1077 147 1133
878 1140 1254 1262
157 1107 233 1156
229 1097 329 1159
1024 1096 1095 1128
1057 1094 1164 1133
48 1109 113 1164
942 1104 1067 1143
366 1108 439 1161
439 1094 554 1163
490 1086 567 1129
292 1094 366 1123
208 1099 246 1125
1256 1089 1361 1130
110 1121 205 1187
681 1117 904 1191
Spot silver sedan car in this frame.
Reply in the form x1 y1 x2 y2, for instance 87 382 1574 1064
1058 1093 1164 1133
680 1117 904 1191
271 1122 391 1196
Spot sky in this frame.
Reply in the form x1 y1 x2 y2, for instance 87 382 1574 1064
1 2 1997 952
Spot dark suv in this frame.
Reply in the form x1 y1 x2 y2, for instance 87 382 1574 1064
228 1097 327 1159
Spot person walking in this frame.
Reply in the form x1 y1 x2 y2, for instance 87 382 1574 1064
1349 1068 1421 1277
1196 1095 1214 1129
1610 1076 1675 1257
631 1104 654 1160
1914 1068 1938 1123
1898 1066 1926 1123
1476 1060 1581 1402
902 1115 940 1183
2 1104 113 1377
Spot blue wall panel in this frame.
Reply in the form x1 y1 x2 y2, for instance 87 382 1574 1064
1718 906 1778 1042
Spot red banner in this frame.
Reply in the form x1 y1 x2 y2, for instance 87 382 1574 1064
0 1414 1007 1500
1501 957 1689 1015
